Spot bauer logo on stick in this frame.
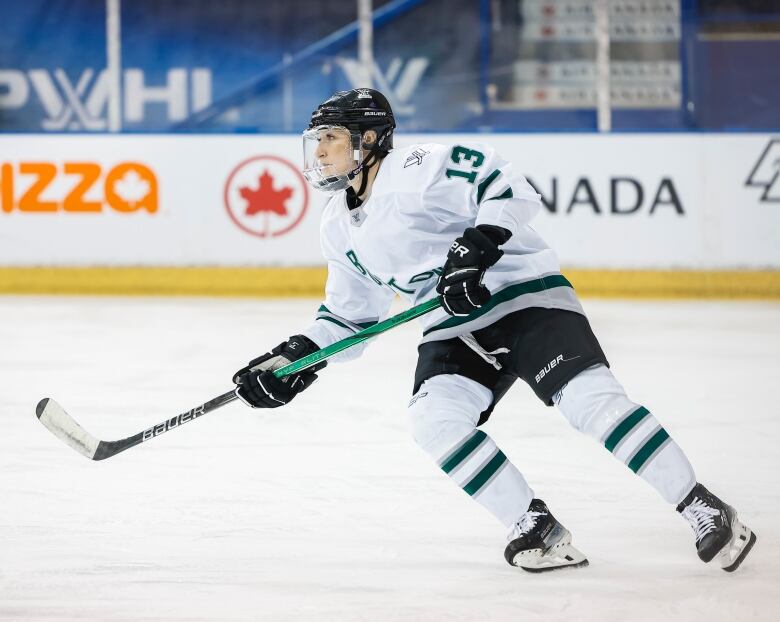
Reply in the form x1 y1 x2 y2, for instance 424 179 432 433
142 405 206 441
224 155 309 238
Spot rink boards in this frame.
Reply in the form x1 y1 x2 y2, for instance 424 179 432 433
0 133 778 297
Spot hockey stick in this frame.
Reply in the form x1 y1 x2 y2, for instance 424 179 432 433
36 297 441 461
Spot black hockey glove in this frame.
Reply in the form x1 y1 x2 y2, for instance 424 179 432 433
436 225 511 317
233 334 325 409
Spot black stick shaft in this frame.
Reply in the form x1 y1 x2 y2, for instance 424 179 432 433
93 390 238 460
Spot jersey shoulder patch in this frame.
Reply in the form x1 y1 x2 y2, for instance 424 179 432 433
381 143 451 190
396 144 435 169
388 143 448 170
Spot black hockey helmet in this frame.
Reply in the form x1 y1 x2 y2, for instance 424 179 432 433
303 88 396 193
308 88 396 152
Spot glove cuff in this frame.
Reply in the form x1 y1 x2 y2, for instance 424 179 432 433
279 334 322 362
475 224 512 246
463 227 504 268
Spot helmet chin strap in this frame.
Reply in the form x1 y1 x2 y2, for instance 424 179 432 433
345 148 381 207
345 169 370 209
355 151 378 198
346 127 392 206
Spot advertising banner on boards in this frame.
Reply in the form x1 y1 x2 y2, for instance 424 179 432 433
0 135 328 266
1 134 778 269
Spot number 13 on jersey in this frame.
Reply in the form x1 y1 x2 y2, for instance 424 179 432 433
445 146 485 184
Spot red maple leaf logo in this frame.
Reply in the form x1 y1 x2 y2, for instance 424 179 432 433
239 170 293 216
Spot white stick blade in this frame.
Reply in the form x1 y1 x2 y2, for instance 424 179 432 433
36 398 99 460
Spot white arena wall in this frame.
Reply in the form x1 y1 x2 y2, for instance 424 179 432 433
0 133 778 297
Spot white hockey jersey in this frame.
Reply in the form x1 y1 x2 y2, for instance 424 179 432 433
301 142 584 361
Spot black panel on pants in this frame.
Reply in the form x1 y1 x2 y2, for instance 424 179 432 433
413 306 609 424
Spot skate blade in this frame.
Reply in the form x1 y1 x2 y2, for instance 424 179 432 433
516 542 589 573
719 519 757 573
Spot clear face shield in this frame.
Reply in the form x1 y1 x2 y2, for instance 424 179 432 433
302 125 362 193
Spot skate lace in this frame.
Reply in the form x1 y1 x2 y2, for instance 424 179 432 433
681 497 719 542
508 510 544 541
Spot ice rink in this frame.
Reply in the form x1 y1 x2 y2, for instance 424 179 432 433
1 295 778 621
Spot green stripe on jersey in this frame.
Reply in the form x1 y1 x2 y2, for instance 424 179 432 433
628 429 670 473
604 406 650 453
463 451 507 496
486 187 513 201
316 308 377 331
440 430 487 474
476 170 501 204
423 274 573 336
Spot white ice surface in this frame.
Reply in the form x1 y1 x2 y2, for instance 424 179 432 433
0 296 778 621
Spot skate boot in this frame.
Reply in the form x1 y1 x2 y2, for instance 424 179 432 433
677 483 757 572
504 498 589 573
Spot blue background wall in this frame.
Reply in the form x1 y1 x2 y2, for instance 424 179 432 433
1 0 778 133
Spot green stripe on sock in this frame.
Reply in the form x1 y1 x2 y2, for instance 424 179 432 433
463 451 507 496
441 431 487 474
604 406 650 453
627 429 670 473
477 170 501 204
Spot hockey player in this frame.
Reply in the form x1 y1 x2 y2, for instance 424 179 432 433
233 88 756 573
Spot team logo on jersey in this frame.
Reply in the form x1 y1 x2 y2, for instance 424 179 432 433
223 155 309 238
404 148 429 168
745 139 780 202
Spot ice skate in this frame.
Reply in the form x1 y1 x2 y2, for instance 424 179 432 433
504 499 589 573
677 483 756 572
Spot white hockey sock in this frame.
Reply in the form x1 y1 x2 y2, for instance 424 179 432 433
408 374 534 527
556 365 696 505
